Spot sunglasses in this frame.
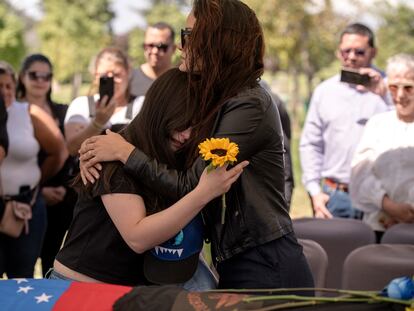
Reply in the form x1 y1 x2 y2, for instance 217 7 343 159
340 48 367 57
388 83 414 95
27 71 53 82
181 28 192 48
143 43 170 53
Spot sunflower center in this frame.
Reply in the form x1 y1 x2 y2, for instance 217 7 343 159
211 149 227 157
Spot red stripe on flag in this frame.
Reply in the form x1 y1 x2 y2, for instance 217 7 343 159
53 282 132 311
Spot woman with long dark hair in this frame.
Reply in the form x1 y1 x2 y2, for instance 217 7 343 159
80 0 313 291
52 68 247 288
16 54 76 275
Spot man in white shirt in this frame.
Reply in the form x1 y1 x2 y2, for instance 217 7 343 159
300 23 389 219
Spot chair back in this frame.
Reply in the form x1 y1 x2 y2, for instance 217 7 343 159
381 223 414 244
298 239 328 292
342 244 414 290
293 218 375 289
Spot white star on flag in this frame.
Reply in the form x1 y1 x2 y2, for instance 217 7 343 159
14 278 28 284
17 286 34 294
35 293 53 304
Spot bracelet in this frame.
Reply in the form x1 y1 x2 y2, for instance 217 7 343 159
91 119 104 131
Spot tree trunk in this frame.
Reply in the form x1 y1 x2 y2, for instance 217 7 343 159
71 72 83 100
290 67 300 131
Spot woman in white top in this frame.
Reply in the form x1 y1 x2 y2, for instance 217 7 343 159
350 53 414 241
0 61 66 277
65 47 143 156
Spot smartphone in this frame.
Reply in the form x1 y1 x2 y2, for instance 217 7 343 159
340 68 371 86
15 185 32 204
99 76 114 105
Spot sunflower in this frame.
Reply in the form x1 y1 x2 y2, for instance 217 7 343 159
198 138 239 224
198 138 239 168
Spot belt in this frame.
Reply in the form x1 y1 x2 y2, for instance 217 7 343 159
324 178 349 193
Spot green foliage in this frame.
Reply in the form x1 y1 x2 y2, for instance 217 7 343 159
128 28 146 68
375 1 414 69
0 2 26 68
37 0 114 82
128 3 187 67
245 0 347 76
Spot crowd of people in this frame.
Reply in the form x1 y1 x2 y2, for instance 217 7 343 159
0 0 412 292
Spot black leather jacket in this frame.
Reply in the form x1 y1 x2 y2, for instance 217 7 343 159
124 85 293 262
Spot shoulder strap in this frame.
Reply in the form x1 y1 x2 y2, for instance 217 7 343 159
88 96 96 118
125 102 133 120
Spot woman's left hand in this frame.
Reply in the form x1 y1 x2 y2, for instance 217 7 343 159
196 161 249 203
79 129 135 184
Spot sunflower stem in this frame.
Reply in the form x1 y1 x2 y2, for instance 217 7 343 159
221 193 226 224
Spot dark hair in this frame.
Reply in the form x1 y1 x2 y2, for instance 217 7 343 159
185 0 265 163
16 54 53 104
149 22 175 43
0 61 16 84
340 23 375 48
82 68 191 214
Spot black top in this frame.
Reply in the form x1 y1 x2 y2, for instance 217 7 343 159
0 96 8 155
56 165 149 286
38 102 78 187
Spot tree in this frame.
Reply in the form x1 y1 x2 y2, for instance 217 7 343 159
0 1 26 69
37 0 114 98
244 0 348 126
375 1 414 68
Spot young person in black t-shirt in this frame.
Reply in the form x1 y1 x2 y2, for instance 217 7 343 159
52 68 248 287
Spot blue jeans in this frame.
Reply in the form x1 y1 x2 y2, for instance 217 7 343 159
323 185 362 219
0 192 47 278
182 259 217 291
48 268 75 281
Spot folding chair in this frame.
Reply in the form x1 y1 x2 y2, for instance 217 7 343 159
293 217 375 290
381 223 414 244
342 244 414 291
298 239 328 291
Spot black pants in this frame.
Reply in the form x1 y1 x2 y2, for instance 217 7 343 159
40 188 77 276
217 232 314 295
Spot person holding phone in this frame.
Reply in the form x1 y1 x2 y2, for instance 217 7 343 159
300 23 390 219
65 47 143 156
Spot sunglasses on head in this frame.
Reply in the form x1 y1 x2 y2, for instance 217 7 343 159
181 28 192 48
27 71 53 82
143 43 170 53
340 48 367 57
